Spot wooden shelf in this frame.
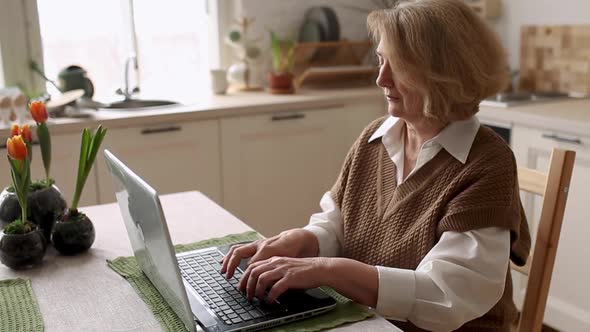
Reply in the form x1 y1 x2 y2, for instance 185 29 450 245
294 40 375 88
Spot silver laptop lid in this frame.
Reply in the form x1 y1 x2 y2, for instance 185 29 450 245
104 149 197 332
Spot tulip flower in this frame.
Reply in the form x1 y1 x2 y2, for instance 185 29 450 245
10 124 19 137
6 134 31 229
19 124 34 161
19 124 33 143
10 124 33 160
29 101 51 183
7 135 27 161
29 101 48 123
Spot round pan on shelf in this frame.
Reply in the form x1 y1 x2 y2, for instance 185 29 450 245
303 7 340 61
298 20 326 62
299 19 325 43
304 7 340 41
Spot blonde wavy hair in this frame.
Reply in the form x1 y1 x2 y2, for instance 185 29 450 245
368 0 509 122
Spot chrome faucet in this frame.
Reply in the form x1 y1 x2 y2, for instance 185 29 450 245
116 54 140 100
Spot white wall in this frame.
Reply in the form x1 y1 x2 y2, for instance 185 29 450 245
0 43 5 88
236 0 590 72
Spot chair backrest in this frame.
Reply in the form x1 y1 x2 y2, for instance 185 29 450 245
513 148 576 332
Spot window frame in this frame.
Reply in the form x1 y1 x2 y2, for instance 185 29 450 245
0 0 44 94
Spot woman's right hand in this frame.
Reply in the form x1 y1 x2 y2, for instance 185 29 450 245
220 228 319 279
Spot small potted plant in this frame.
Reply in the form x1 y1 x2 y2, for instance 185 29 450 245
28 101 68 239
0 125 32 228
51 125 106 255
0 135 46 269
268 31 296 94
0 101 67 240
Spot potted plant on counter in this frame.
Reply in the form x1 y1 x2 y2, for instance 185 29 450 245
0 101 67 240
52 125 106 255
0 135 46 269
0 125 33 228
268 31 296 94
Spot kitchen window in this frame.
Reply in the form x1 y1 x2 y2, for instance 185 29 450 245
0 0 229 103
37 0 212 103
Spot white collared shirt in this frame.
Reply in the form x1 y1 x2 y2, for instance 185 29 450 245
304 116 511 332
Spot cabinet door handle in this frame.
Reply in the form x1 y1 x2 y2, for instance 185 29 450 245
0 141 40 149
541 133 582 145
141 126 182 135
271 113 306 122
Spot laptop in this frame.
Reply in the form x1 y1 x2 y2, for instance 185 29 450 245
103 150 337 332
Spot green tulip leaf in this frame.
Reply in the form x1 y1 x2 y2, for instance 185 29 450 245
36 122 51 182
71 125 107 210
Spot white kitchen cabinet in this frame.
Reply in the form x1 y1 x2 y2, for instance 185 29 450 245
0 133 99 208
512 125 590 332
220 101 385 237
95 120 222 205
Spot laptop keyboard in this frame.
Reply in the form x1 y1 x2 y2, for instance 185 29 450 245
177 250 281 326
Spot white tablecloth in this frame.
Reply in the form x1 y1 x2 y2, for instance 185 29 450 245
0 191 400 332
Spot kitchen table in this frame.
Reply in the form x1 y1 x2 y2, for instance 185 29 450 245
0 191 401 332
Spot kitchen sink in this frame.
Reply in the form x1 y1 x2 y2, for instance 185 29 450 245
75 98 180 111
104 99 179 109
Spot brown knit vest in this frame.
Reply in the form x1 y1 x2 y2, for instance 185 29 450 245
331 116 531 332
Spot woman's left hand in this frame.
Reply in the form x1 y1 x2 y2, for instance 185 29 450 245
239 256 330 303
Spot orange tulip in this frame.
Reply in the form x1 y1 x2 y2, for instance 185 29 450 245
29 101 48 123
7 135 28 160
19 125 33 143
10 124 19 137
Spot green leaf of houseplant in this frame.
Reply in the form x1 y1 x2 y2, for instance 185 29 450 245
7 155 31 223
72 128 91 210
270 30 282 73
9 159 23 205
71 126 107 211
37 123 51 182
85 126 106 174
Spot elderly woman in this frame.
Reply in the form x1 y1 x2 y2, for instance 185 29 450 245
221 0 530 331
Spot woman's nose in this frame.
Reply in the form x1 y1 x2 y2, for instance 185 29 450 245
376 62 393 89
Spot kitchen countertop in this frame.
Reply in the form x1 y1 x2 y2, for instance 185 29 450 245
479 98 590 137
1 87 589 138
0 87 384 137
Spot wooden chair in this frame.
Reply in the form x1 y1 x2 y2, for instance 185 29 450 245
513 148 576 332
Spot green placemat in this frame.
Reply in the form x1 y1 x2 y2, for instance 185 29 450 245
0 278 44 332
107 231 374 332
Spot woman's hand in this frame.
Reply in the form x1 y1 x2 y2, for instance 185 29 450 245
239 256 330 303
240 257 380 308
220 228 319 279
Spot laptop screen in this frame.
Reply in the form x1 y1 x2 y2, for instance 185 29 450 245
104 149 197 332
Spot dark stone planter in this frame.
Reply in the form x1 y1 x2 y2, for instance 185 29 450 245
0 185 67 240
0 189 20 228
51 213 95 255
0 228 47 269
28 185 68 240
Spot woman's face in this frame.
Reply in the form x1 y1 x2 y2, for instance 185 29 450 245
375 40 424 121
